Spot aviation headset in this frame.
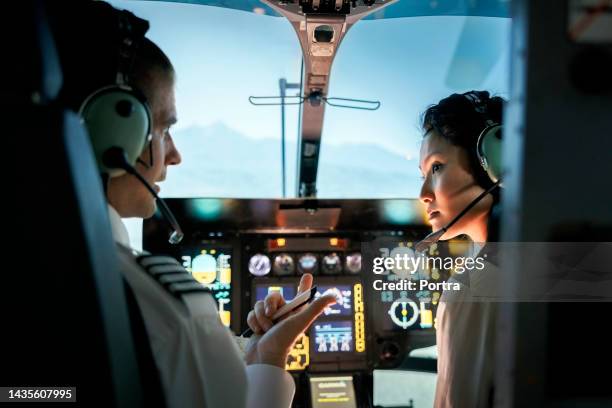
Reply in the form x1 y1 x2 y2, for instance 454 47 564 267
78 10 152 177
463 91 503 187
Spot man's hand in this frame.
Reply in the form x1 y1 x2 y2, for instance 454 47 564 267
244 274 336 368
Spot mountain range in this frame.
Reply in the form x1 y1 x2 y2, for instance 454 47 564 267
160 122 422 198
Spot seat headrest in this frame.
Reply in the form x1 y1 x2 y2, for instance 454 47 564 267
1 1 62 105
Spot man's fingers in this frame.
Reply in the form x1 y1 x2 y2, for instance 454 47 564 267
254 300 273 331
263 292 286 317
246 310 263 334
291 274 314 314
297 273 313 295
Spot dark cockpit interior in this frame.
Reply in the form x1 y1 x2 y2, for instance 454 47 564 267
2 1 612 407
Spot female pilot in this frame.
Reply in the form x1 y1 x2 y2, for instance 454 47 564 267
418 90 505 408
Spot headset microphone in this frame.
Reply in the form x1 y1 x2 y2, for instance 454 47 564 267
103 147 184 244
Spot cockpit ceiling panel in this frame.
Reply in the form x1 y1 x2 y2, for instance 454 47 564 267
143 0 510 19
149 198 428 232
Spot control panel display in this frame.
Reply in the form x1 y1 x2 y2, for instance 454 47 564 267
286 333 310 371
243 240 369 369
310 376 357 408
254 283 296 303
180 248 232 327
374 272 438 332
314 321 354 353
315 285 353 317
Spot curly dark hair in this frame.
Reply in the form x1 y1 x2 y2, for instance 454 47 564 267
421 90 505 200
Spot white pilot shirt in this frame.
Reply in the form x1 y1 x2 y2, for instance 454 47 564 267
108 205 295 408
433 245 499 408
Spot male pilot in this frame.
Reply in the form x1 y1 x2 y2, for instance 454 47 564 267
52 2 334 407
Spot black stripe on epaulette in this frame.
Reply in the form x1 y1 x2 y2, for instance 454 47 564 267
167 281 211 296
135 254 211 302
136 255 180 268
158 273 195 285
147 264 188 277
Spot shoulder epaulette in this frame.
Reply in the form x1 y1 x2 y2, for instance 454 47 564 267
135 254 211 301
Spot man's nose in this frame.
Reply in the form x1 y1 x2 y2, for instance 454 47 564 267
165 137 182 166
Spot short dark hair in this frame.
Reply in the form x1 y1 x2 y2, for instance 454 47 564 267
50 1 173 111
130 37 175 104
421 90 505 196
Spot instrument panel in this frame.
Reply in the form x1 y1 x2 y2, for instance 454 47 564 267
244 236 368 372
178 245 233 327
146 230 443 372
143 198 441 407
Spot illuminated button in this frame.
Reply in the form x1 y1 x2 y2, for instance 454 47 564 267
321 253 342 275
248 254 271 277
420 302 433 328
354 283 365 353
276 238 286 247
273 253 295 276
388 299 419 329
297 253 318 275
345 252 361 274
192 253 217 284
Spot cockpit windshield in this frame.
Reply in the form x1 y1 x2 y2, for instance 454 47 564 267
108 0 510 200
109 0 304 198
317 15 510 198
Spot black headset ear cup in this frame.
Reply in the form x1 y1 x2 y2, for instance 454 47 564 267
476 124 503 186
80 85 151 177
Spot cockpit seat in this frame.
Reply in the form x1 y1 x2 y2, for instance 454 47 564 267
1 2 146 406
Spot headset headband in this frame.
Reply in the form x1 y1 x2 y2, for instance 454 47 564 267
115 10 149 86
79 9 152 177
464 91 497 126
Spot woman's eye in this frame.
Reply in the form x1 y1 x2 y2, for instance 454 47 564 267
431 163 442 174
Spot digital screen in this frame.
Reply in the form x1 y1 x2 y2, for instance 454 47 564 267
378 286 436 331
286 333 310 371
254 283 296 303
310 376 357 408
180 248 232 327
314 321 354 353
363 237 448 333
315 285 352 317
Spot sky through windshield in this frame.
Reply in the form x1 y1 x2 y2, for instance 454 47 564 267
109 0 510 199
